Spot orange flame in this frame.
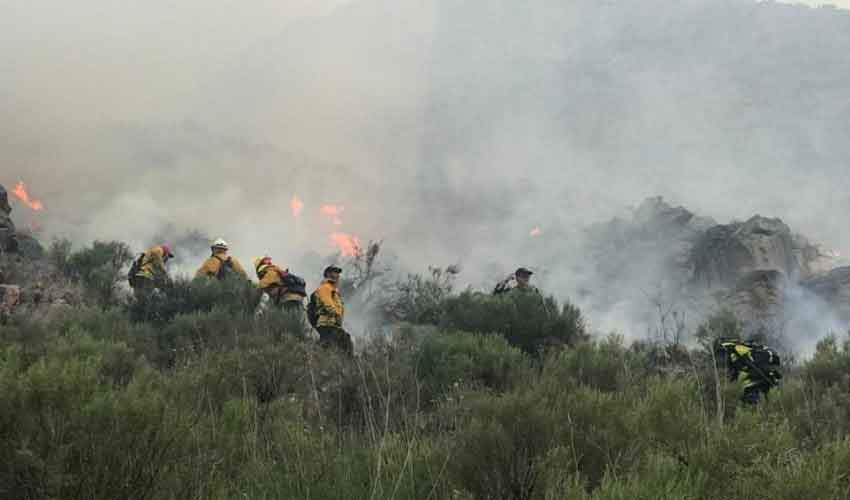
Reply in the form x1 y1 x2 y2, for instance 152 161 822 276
330 232 361 257
530 227 542 237
290 195 304 217
321 204 344 225
12 181 44 211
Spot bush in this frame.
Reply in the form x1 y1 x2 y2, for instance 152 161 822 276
416 330 530 401
49 239 133 306
0 346 196 500
128 275 262 324
449 389 565 500
542 335 649 393
803 334 850 389
441 290 588 355
381 266 458 324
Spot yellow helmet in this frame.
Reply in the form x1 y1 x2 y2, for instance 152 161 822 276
253 256 272 275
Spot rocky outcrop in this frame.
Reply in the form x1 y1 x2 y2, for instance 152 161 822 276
725 270 785 333
691 216 797 289
0 284 20 320
793 234 841 280
582 197 849 337
0 184 18 253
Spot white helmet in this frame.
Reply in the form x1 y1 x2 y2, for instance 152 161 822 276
211 238 229 250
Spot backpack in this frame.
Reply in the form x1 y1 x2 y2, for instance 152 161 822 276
749 344 781 370
280 272 307 297
306 291 320 329
214 255 234 280
492 276 514 295
127 253 145 287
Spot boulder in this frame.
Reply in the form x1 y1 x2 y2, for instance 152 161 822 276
691 216 796 289
792 234 841 280
0 184 17 253
0 284 21 317
725 270 785 334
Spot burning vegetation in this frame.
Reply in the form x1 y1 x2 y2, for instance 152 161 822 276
12 181 44 212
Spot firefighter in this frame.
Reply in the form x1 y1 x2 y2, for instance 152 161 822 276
129 244 174 297
714 339 783 404
254 256 307 314
195 238 248 280
493 267 539 295
307 265 353 355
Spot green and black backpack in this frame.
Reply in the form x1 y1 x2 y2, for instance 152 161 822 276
306 291 320 329
214 255 234 280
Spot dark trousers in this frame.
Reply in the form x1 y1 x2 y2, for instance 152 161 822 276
741 383 770 405
131 277 156 299
317 326 353 356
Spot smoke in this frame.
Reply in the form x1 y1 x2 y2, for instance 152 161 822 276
4 0 850 349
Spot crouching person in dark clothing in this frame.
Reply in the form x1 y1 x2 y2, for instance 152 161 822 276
307 265 353 356
715 339 782 405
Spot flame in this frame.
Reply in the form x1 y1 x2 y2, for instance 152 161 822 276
530 227 542 237
321 204 344 225
330 232 361 257
290 195 304 217
12 181 44 211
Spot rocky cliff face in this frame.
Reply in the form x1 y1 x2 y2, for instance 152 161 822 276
0 184 18 253
691 216 797 289
582 197 847 338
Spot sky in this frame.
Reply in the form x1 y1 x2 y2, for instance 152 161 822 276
789 0 850 6
3 0 850 342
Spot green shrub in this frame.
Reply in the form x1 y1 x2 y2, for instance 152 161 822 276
50 239 133 306
416 330 530 401
0 347 195 500
128 275 262 324
589 453 702 500
449 390 565 500
441 290 588 355
542 335 649 393
381 266 458 324
803 334 850 389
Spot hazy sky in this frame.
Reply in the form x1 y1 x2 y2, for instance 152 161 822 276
790 0 850 7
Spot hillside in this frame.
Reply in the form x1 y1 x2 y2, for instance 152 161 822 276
3 203 850 499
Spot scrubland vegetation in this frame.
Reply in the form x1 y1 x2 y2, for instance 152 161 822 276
3 241 850 500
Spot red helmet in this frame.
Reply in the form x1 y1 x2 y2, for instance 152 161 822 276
161 244 174 258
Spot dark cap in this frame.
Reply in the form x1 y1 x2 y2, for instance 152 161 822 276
515 267 534 276
323 265 343 276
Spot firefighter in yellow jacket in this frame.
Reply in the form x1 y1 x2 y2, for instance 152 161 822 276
129 244 174 297
254 256 307 313
714 339 782 404
195 238 248 280
308 265 353 355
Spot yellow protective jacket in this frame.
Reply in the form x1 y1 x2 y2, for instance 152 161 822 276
135 246 169 283
196 251 248 280
257 264 304 303
314 279 344 328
